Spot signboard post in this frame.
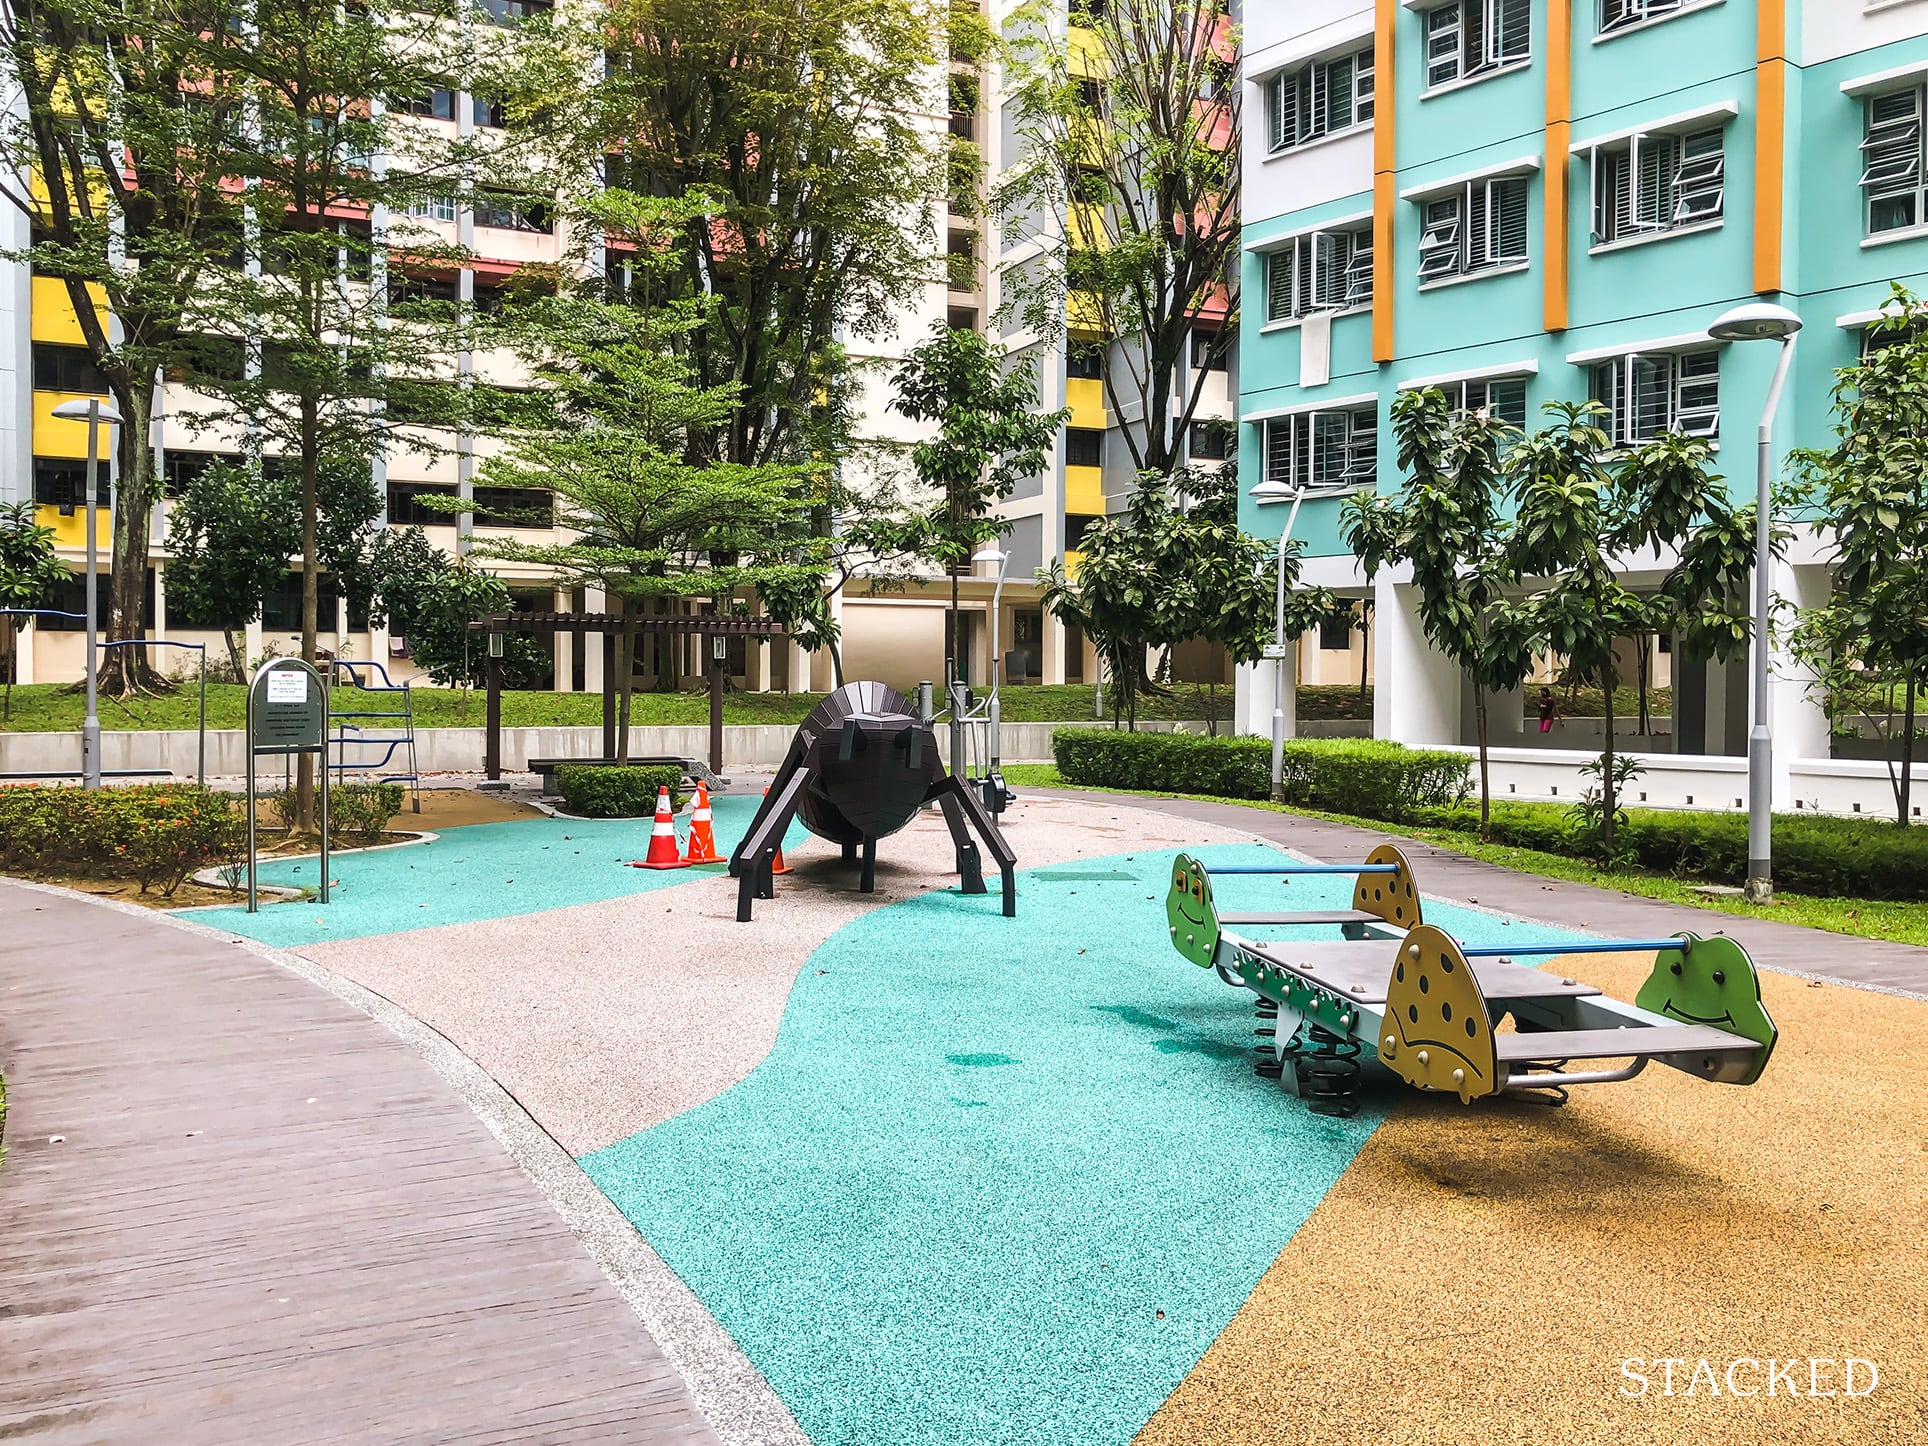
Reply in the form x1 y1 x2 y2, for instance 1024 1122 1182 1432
245 658 330 913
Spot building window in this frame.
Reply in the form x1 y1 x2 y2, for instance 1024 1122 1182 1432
1599 0 1685 33
1590 126 1725 245
1319 614 1353 651
1261 407 1377 491
396 87 459 121
1863 86 1926 236
387 481 459 526
1188 420 1231 461
475 191 551 232
1264 224 1372 323
1416 175 1529 282
1191 328 1228 371
1588 349 1719 446
401 181 457 223
33 457 88 509
1424 0 1530 90
1066 343 1105 381
1265 43 1374 153
472 485 554 528
474 0 552 26
1065 513 1103 549
32 343 109 394
472 96 509 129
1065 427 1104 468
1424 376 1529 427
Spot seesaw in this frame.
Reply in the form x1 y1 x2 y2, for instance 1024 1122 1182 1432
1165 849 1777 1116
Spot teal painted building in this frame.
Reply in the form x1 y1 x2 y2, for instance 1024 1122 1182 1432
1234 0 1928 805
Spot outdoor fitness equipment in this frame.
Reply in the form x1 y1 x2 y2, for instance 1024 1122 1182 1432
729 680 1017 922
1164 849 1777 1117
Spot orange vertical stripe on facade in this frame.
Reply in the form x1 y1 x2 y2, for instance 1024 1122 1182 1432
1754 4 1788 294
1372 0 1398 363
1543 0 1572 334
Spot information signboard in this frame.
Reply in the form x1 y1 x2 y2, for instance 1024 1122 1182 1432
245 659 330 913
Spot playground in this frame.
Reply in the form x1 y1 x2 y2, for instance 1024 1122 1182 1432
4 765 1926 1442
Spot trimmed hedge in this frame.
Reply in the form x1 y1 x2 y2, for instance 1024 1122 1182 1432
554 763 685 818
0 783 245 897
1416 800 1928 901
1052 729 1470 822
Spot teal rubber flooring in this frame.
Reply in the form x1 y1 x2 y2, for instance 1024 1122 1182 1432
582 844 1594 1446
195 793 784 946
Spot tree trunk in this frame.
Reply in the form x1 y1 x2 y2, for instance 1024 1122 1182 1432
1901 668 1918 828
1635 634 1651 737
1475 685 1491 841
1358 615 1370 711
827 637 845 689
294 393 321 836
2 618 14 723
224 627 247 683
97 382 169 696
1600 661 1618 855
946 567 960 689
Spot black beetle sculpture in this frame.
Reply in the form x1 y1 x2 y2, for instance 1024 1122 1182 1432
728 681 1017 922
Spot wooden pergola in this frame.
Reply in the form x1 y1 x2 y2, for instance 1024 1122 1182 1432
469 611 788 778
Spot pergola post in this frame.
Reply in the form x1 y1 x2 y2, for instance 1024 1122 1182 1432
601 633 617 759
484 655 503 781
709 639 725 776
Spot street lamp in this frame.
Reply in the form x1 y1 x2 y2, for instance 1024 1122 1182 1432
1707 300 1803 904
51 396 124 791
972 544 1011 803
1251 476 1307 801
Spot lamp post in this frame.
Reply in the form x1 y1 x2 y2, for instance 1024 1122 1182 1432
1250 476 1307 802
1707 301 1803 904
51 397 124 791
972 544 1011 799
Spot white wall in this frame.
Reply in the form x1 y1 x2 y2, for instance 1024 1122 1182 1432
1802 0 1928 65
1243 1 1375 227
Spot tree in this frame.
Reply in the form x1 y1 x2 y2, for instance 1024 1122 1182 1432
1790 288 1928 826
1040 468 1320 729
366 527 543 700
477 279 822 759
1344 390 1539 838
521 0 947 471
0 501 69 720
887 324 1066 687
163 460 301 681
998 0 1239 475
1507 403 1759 855
1 0 252 693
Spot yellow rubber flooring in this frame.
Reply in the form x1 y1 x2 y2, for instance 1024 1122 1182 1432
1135 951 1928 1444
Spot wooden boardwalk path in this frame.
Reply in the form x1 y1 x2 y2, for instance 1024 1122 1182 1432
0 881 723 1445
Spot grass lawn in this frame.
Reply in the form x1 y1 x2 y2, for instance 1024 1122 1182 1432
0 681 1258 733
1002 763 1928 949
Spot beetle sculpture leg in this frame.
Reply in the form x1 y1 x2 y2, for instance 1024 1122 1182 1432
930 774 1017 918
934 787 987 894
732 765 812 922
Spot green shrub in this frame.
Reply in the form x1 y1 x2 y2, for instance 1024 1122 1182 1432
329 783 407 844
263 782 407 845
0 783 245 897
1277 738 1470 820
554 763 684 818
1414 799 1928 901
1051 728 1470 820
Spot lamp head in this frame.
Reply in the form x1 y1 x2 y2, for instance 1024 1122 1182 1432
51 397 124 425
1708 302 1803 343
1250 478 1297 504
972 547 1008 567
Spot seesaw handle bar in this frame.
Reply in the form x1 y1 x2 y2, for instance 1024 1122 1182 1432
1461 938 1684 958
1205 863 1402 876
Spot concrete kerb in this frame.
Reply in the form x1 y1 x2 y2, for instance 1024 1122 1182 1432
0 877 808 1446
179 830 442 905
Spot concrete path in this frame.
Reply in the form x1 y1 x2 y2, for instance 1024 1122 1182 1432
1040 789 1928 996
0 881 721 1445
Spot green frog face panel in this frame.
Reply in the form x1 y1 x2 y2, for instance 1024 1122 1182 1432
1635 932 1778 1084
1165 853 1220 969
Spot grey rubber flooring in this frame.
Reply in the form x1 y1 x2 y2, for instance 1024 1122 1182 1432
0 881 722 1445
1041 789 1928 998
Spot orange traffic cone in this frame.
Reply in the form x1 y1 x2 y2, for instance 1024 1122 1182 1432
683 782 723 864
764 785 794 875
630 786 689 870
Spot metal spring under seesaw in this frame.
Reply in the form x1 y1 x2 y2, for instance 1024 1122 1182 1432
1253 997 1284 1080
1284 1024 1362 1118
